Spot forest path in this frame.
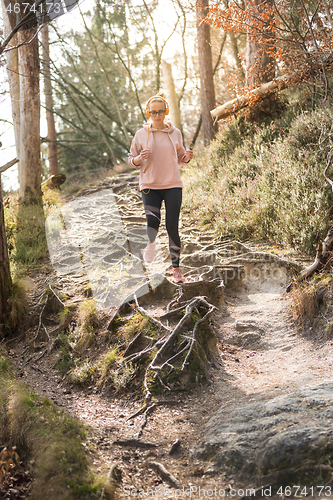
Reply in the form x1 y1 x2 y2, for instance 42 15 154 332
11 171 333 499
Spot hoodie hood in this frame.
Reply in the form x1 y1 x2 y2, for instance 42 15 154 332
143 121 175 133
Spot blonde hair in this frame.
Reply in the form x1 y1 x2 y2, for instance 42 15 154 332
148 92 167 110
147 92 170 125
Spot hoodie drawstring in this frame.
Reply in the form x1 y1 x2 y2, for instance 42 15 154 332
141 122 179 194
142 126 151 195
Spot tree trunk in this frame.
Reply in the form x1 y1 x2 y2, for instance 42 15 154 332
2 0 20 180
42 24 59 176
162 60 182 133
323 0 333 29
245 0 275 87
0 175 12 323
229 32 245 81
17 0 42 203
196 0 218 145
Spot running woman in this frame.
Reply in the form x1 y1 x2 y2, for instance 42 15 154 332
128 93 193 283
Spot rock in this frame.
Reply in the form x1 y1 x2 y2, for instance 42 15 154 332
235 321 265 333
256 425 333 474
169 439 181 455
196 380 333 478
205 464 220 476
226 332 262 347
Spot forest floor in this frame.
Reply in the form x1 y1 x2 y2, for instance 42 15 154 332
6 171 333 499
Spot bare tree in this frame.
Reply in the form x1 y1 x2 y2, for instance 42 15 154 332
229 32 245 81
17 6 41 203
196 0 218 144
41 24 58 176
1 0 42 203
2 0 21 183
162 60 182 133
0 174 12 324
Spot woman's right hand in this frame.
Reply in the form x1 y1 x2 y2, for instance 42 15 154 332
139 149 152 161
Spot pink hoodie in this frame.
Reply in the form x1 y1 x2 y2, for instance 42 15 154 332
128 122 187 192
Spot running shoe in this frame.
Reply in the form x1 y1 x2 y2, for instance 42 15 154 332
173 267 186 283
143 242 156 263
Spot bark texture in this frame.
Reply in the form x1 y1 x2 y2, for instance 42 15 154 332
196 0 218 144
42 24 59 176
0 176 12 322
17 0 42 203
245 0 275 87
162 61 182 133
229 32 245 81
2 0 21 179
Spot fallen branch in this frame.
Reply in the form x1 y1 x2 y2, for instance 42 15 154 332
211 74 294 122
0 158 19 174
211 54 333 122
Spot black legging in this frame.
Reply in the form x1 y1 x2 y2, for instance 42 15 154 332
141 188 182 268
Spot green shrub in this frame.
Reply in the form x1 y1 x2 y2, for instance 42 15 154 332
4 197 49 271
0 349 101 499
184 104 333 254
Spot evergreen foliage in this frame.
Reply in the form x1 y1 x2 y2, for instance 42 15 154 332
52 1 155 178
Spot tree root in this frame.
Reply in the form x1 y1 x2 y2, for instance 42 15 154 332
145 461 180 489
134 403 157 438
113 438 157 449
125 294 216 425
169 439 181 456
149 296 216 373
24 285 65 365
286 225 333 292
133 295 171 333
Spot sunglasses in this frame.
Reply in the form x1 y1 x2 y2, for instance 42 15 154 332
149 110 166 117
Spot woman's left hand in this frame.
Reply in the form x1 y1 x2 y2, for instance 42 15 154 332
183 150 193 163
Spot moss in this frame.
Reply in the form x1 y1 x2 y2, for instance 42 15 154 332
188 347 207 386
119 312 160 341
77 299 99 330
100 347 120 378
68 360 96 386
146 370 161 395
0 349 102 499
56 332 75 375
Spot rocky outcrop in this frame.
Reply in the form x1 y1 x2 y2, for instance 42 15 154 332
196 380 333 481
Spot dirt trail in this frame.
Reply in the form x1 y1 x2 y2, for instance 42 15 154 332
11 171 333 499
